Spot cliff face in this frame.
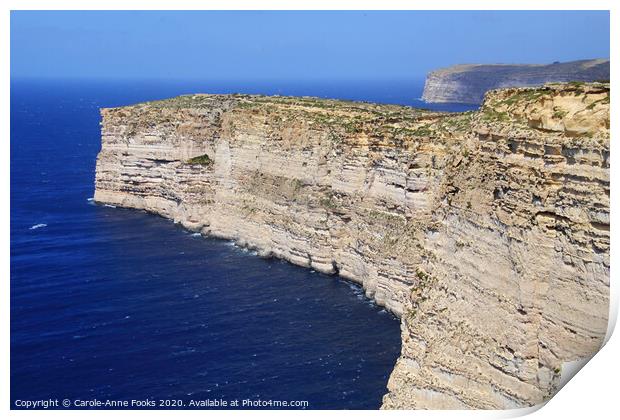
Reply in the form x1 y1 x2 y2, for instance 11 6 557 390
94 83 610 409
422 59 609 104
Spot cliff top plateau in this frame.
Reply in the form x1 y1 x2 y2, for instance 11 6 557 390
422 59 610 104
96 82 609 409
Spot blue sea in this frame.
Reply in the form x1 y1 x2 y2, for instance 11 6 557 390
10 79 475 410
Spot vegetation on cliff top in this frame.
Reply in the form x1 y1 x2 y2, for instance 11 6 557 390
105 82 609 143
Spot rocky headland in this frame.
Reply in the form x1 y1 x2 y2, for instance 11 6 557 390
422 59 610 104
94 82 610 409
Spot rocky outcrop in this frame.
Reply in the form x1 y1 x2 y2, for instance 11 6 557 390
422 59 609 104
94 83 610 409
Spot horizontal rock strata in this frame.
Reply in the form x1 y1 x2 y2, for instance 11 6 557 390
94 83 610 409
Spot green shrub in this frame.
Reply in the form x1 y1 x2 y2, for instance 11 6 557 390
187 154 213 166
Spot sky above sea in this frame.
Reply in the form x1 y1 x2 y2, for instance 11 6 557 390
11 10 610 82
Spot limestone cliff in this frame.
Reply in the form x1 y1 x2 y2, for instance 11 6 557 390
422 59 609 104
94 82 610 409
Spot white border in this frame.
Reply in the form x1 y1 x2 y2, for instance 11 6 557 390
3 2 617 419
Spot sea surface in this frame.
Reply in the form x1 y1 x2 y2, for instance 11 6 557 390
10 79 476 409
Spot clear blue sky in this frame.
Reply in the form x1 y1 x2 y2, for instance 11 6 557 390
11 10 610 81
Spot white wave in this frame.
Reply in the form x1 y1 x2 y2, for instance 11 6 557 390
29 223 47 230
103 204 117 208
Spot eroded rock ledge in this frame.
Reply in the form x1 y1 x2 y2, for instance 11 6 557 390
94 83 610 409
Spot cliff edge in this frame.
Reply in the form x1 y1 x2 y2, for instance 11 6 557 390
94 82 610 409
422 59 609 104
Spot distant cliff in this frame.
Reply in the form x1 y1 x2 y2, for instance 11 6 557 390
95 83 609 409
422 59 609 104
